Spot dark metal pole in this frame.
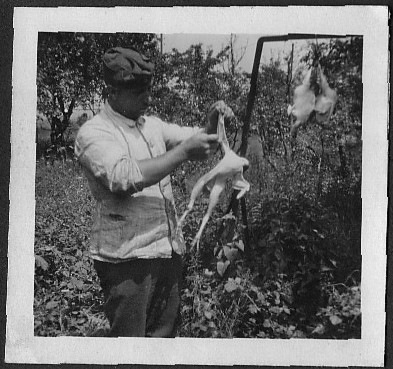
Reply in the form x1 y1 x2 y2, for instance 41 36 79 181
239 37 264 157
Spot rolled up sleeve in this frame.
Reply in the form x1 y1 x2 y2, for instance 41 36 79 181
75 124 144 194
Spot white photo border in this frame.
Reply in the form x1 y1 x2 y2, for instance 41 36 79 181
6 6 389 366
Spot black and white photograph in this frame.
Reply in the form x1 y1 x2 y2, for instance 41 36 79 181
5 6 389 366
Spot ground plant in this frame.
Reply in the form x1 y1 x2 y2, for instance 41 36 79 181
34 34 362 338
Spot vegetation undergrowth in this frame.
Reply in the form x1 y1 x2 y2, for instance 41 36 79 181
34 157 361 338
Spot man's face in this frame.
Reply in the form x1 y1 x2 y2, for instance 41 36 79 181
112 82 152 121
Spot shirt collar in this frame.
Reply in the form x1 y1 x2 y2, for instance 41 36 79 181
104 101 145 128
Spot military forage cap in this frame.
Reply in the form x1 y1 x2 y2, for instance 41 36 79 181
102 47 154 87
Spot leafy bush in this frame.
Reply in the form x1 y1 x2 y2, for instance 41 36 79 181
34 159 105 336
180 253 299 338
312 284 361 338
180 250 360 339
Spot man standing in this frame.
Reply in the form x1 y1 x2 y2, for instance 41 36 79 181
75 47 232 337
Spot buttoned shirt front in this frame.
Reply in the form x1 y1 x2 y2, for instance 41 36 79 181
75 102 199 262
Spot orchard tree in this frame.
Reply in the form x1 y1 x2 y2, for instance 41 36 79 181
151 42 249 143
151 44 226 126
253 57 290 159
221 34 248 77
37 32 82 147
37 32 159 147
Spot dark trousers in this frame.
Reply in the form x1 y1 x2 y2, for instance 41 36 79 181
94 253 182 337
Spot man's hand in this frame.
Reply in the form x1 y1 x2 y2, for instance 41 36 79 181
137 133 218 188
180 133 219 161
206 101 234 134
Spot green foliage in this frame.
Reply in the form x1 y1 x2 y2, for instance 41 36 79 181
180 251 360 339
150 44 249 136
253 59 290 158
37 32 159 116
34 160 106 336
309 283 361 339
37 32 159 151
34 156 360 339
180 254 298 338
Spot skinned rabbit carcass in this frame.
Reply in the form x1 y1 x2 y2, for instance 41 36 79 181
287 67 317 138
314 64 338 124
288 64 337 139
176 113 250 251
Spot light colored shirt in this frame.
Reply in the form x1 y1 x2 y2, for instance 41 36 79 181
74 102 199 262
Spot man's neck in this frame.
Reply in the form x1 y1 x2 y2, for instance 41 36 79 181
107 99 139 121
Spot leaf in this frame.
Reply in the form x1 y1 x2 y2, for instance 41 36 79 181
35 255 49 271
329 315 343 325
217 260 230 277
223 246 231 257
283 307 291 315
248 304 258 314
221 212 236 221
312 324 326 335
292 330 306 338
192 322 207 332
224 279 238 293
45 300 59 310
76 317 87 325
235 240 245 252
70 277 84 290
263 319 271 328
256 292 266 304
204 311 213 320
223 246 238 261
269 306 282 315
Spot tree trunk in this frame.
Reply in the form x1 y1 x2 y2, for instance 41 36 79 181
52 96 75 147
338 142 349 179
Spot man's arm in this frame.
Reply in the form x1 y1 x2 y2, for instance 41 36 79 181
137 132 219 188
140 101 234 188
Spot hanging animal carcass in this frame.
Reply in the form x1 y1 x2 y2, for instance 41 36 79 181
288 63 337 139
176 113 250 251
